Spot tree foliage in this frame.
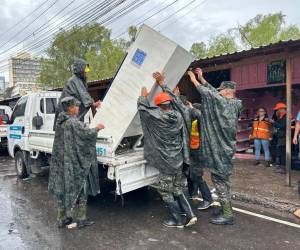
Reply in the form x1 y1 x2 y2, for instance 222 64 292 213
190 42 207 59
86 39 125 80
39 23 133 87
190 12 300 59
207 33 238 58
238 12 300 47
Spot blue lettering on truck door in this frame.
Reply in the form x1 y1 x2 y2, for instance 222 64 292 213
9 126 23 139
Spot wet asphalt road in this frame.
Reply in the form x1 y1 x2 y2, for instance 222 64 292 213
0 150 300 250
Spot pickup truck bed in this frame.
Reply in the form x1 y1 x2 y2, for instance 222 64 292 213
28 130 159 194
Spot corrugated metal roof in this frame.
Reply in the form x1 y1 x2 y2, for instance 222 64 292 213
191 39 300 67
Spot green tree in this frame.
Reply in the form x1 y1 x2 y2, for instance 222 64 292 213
238 12 300 48
85 39 125 80
39 23 111 87
206 32 238 57
128 26 137 42
190 42 207 59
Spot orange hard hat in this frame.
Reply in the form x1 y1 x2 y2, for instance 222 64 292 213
273 102 287 110
154 92 173 106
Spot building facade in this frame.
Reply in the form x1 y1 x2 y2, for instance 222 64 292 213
0 76 6 95
9 52 42 89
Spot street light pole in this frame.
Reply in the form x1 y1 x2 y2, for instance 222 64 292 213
286 56 292 187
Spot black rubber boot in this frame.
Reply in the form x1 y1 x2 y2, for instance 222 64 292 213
58 217 73 228
77 219 95 229
210 202 234 225
163 201 185 229
57 207 73 228
177 194 197 227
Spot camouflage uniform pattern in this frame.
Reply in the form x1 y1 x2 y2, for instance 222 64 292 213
151 169 185 203
161 85 191 165
195 82 242 204
211 174 230 204
48 112 100 217
56 58 94 123
195 82 242 178
137 95 187 202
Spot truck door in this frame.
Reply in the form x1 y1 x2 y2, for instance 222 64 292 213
8 97 28 156
39 97 57 130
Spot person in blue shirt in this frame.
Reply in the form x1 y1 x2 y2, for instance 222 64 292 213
293 110 300 145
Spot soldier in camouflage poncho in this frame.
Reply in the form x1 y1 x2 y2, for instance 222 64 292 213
187 69 242 225
49 96 104 229
137 72 197 229
54 58 101 128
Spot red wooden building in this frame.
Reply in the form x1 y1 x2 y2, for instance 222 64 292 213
178 39 300 152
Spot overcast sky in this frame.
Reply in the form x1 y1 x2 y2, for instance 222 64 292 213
1 0 300 79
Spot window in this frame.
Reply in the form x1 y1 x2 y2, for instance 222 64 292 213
10 97 28 124
267 60 286 84
40 98 57 114
46 98 57 114
40 99 45 113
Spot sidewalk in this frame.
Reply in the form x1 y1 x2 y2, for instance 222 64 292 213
227 159 300 214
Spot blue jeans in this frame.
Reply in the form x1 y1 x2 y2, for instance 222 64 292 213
254 139 270 161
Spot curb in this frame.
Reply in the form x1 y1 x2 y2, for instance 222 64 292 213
231 191 300 214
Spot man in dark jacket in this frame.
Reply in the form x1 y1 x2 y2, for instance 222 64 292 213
187 68 242 225
49 96 104 229
54 58 101 128
137 72 197 229
188 103 213 210
273 102 287 174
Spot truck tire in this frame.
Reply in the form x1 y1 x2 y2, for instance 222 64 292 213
15 151 28 179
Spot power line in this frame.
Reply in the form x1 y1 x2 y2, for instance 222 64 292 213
0 0 196 73
109 0 169 34
152 0 198 28
0 0 108 58
158 0 208 31
112 0 180 40
0 0 142 70
0 0 50 37
0 0 61 49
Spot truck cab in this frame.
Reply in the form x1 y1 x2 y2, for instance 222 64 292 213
8 92 60 177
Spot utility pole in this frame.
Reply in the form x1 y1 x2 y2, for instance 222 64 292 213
286 56 292 187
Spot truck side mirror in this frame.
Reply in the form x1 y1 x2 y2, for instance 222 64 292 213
32 113 44 130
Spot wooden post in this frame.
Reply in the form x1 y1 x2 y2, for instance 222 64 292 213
286 56 292 186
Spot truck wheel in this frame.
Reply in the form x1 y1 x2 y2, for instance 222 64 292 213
15 151 28 179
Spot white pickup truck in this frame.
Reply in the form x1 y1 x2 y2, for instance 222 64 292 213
7 91 159 196
0 105 12 149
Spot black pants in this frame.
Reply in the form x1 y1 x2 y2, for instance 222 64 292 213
184 163 212 202
278 145 286 166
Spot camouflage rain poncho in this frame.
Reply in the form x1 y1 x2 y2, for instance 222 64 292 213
48 112 100 211
56 58 94 122
196 83 242 178
137 94 189 175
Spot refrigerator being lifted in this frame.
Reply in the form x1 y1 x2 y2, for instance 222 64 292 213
90 24 195 195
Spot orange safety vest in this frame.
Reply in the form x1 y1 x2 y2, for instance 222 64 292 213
251 120 272 140
190 120 200 149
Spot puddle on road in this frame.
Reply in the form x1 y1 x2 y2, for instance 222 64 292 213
0 191 26 250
